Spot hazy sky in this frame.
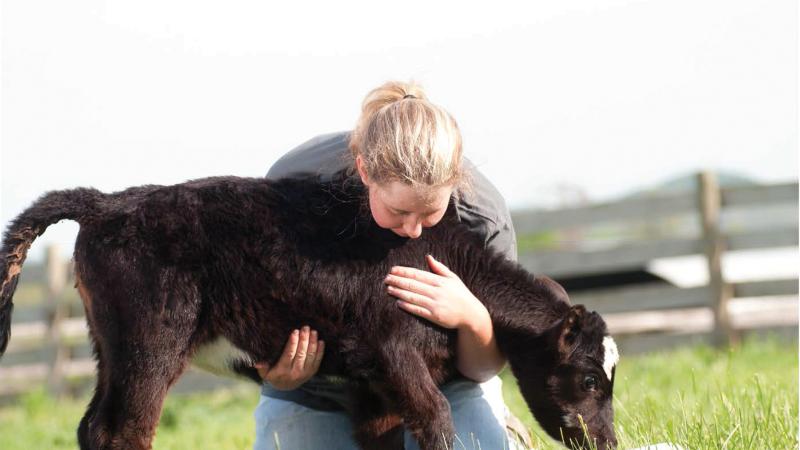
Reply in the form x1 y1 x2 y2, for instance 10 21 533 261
2 0 797 261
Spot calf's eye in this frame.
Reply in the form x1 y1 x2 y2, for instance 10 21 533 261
581 375 598 391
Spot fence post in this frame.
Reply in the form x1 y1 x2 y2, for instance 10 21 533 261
697 172 737 346
44 244 69 397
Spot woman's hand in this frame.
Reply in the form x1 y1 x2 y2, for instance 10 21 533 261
385 255 506 381
254 326 325 391
384 254 488 330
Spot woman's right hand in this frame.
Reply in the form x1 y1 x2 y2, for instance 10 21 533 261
254 326 325 391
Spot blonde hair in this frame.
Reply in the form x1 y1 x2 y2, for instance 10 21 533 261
349 81 465 191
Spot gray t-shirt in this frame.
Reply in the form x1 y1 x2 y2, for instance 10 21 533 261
267 131 517 261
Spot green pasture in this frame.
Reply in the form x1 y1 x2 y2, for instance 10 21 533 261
0 337 796 449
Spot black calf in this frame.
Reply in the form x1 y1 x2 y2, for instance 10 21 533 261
0 176 618 450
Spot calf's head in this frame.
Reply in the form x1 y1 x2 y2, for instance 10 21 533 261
508 304 619 450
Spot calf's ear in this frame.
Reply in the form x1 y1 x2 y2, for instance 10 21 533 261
558 305 587 355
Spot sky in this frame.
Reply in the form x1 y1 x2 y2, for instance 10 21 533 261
1 0 797 261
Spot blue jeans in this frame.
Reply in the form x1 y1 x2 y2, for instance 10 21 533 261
253 376 515 450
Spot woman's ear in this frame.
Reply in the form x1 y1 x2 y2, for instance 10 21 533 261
355 155 371 186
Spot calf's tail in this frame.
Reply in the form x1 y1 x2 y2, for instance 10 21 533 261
0 188 102 355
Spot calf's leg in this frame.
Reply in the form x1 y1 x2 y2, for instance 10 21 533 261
79 325 193 450
77 338 110 449
379 344 454 450
74 267 200 450
351 382 404 450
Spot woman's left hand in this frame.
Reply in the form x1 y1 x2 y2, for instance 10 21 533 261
384 254 488 330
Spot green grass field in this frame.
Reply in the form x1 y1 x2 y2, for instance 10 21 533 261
0 337 796 449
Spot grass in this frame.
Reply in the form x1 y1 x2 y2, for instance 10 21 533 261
0 337 796 449
504 336 799 449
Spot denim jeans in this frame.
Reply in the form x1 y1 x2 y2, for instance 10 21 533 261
253 375 518 450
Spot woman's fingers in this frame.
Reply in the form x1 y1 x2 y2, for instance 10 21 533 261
389 256 478 330
389 265 442 286
257 327 324 390
396 300 434 320
303 330 319 370
384 274 436 297
292 326 311 370
311 340 325 371
426 254 454 277
255 362 269 380
278 329 300 366
386 285 434 309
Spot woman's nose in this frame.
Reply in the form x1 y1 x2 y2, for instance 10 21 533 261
403 220 423 239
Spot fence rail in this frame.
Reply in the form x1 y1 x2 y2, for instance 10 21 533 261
512 172 798 347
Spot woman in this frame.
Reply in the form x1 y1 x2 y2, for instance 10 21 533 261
253 81 527 450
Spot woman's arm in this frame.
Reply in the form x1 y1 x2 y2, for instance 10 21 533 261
384 255 506 382
453 300 506 382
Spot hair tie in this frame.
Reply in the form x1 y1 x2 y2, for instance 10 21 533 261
402 94 416 100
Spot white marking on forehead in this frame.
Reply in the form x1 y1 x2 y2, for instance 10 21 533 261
602 336 619 381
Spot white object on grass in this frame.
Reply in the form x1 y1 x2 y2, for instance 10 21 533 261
627 444 686 450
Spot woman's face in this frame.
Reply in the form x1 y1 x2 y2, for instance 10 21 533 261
356 155 453 238
366 180 452 238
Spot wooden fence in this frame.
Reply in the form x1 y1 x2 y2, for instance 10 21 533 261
0 242 250 399
0 172 796 398
513 172 798 351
